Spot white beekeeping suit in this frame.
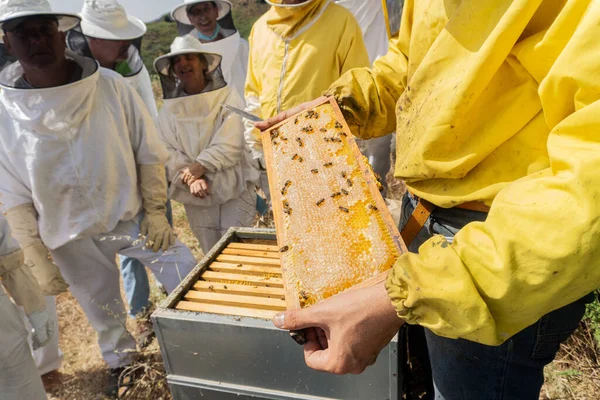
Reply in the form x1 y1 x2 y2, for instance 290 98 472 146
336 0 394 193
335 0 388 63
73 0 158 118
155 36 259 253
0 1 197 373
0 216 50 400
171 0 249 98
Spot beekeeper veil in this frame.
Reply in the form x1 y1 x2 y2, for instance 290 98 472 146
69 0 147 78
0 0 95 87
171 0 238 40
154 35 225 100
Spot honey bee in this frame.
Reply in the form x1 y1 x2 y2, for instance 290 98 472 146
284 208 293 216
339 206 350 213
334 121 343 129
341 188 349 196
306 110 318 119
311 169 319 174
368 205 379 211
347 179 353 187
298 156 304 163
320 128 327 133
316 199 325 206
281 180 292 195
279 245 290 253
341 172 347 178
339 131 348 137
331 192 342 199
292 154 299 161
301 125 313 134
296 137 305 147
270 128 279 139
294 117 299 125
208 285 215 290
280 136 288 142
300 290 309 300
324 162 333 168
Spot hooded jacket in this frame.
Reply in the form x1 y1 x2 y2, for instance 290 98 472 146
327 0 600 345
244 0 369 166
158 84 259 207
0 51 168 250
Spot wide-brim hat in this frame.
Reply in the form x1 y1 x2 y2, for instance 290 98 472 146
79 0 146 40
0 0 80 37
171 0 232 25
154 35 222 76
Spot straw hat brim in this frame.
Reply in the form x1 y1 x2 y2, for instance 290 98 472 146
80 14 146 41
171 0 232 25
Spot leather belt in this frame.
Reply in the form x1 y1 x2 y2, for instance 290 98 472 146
400 195 490 246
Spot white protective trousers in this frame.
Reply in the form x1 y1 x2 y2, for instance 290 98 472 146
184 187 256 254
0 290 46 400
48 215 196 368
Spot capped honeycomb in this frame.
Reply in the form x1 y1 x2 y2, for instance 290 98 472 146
262 98 405 310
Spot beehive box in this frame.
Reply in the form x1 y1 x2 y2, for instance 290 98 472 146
152 228 401 400
262 97 406 310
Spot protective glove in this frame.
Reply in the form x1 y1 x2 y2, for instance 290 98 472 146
139 164 176 252
5 204 69 296
27 308 55 350
0 249 46 315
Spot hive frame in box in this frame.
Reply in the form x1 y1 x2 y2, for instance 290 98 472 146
261 97 406 310
152 228 401 400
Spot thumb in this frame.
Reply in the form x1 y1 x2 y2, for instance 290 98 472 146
273 307 322 331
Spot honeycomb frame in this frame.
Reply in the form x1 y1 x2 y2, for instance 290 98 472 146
261 97 406 310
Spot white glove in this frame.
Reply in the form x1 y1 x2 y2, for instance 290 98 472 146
27 308 55 350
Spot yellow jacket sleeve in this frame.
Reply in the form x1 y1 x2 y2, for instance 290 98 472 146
337 14 370 76
325 1 413 140
387 98 600 345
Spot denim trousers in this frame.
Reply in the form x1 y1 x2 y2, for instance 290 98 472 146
400 193 592 400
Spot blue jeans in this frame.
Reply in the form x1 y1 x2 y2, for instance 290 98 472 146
119 200 173 317
400 193 592 399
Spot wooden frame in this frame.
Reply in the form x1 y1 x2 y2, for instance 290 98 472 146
261 97 406 310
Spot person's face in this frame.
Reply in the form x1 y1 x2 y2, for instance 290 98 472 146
173 54 206 88
3 18 66 69
88 38 132 66
187 2 219 35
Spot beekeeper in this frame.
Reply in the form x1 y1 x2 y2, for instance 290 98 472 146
75 0 160 341
0 0 197 392
155 36 259 253
74 0 157 118
335 0 393 195
258 0 600 398
172 0 248 98
0 215 51 400
243 0 369 200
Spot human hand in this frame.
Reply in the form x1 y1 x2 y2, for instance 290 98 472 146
181 162 207 185
254 96 329 132
272 281 403 374
190 178 210 199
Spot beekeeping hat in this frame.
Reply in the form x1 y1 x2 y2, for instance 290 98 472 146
154 35 225 99
79 0 146 40
171 0 232 25
0 0 80 37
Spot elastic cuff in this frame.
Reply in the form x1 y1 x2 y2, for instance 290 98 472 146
385 261 420 325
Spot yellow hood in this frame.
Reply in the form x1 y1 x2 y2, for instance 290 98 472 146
265 0 329 39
